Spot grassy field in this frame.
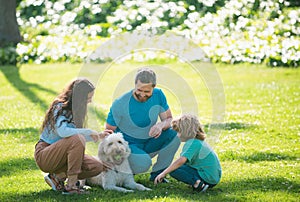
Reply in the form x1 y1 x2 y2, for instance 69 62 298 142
0 62 299 201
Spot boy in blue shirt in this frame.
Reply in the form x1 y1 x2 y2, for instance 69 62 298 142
106 67 180 182
154 114 222 192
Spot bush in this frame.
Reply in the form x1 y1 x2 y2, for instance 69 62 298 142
15 0 300 67
0 44 18 65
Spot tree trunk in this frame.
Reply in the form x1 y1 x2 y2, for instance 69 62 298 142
0 0 22 47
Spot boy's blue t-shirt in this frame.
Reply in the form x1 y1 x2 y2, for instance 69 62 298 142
106 88 169 144
181 139 222 185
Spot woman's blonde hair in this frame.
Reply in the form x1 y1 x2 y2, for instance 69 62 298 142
172 114 206 140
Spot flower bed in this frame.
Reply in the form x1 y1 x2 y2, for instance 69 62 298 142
14 0 300 67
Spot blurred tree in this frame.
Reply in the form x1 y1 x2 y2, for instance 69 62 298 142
0 0 22 47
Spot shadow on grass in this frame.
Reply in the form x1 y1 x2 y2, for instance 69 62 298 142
0 65 57 112
239 152 298 162
220 176 300 194
1 176 299 202
0 127 39 143
0 157 38 177
0 127 38 134
207 122 256 130
0 183 222 202
220 151 298 162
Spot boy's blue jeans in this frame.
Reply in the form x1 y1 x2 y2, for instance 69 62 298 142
170 164 201 186
127 128 180 180
170 164 216 187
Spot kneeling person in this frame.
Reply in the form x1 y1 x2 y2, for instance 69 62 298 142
105 67 180 182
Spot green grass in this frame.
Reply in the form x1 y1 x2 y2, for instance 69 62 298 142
0 62 299 202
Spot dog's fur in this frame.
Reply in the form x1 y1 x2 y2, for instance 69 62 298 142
87 132 151 193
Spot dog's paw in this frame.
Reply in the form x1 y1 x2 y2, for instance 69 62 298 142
144 187 152 191
136 186 152 191
82 185 92 190
123 189 134 193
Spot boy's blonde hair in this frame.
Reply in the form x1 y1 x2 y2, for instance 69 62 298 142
171 114 206 140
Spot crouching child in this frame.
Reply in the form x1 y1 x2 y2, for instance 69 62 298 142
154 114 222 192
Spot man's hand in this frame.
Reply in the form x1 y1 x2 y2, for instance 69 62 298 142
150 110 173 138
149 123 163 138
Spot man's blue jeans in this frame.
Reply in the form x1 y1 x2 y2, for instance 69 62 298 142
128 128 180 179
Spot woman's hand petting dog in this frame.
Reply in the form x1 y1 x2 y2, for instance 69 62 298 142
99 129 114 139
90 129 113 142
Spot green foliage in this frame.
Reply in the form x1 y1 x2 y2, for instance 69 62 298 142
13 0 300 67
287 0 300 7
0 62 299 201
18 1 44 19
0 44 18 65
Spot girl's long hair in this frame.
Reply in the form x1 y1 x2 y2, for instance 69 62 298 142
172 114 206 140
40 78 95 133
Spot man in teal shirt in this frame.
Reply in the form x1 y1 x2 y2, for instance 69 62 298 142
106 67 180 182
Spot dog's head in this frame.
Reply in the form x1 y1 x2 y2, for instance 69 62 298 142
98 132 131 165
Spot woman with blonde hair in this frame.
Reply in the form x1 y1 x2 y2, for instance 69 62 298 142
34 78 112 194
154 114 222 192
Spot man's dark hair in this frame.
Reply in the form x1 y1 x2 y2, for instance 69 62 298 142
135 67 156 87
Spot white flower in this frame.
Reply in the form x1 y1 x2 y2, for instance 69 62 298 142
53 2 65 12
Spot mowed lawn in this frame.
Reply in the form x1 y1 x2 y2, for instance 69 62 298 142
0 62 299 202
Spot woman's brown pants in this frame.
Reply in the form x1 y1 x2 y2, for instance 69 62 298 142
34 134 104 179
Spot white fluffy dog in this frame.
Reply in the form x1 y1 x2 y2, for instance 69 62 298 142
87 132 151 193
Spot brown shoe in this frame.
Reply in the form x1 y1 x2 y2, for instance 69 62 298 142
44 174 65 191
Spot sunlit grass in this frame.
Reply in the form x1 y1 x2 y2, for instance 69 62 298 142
0 62 299 201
